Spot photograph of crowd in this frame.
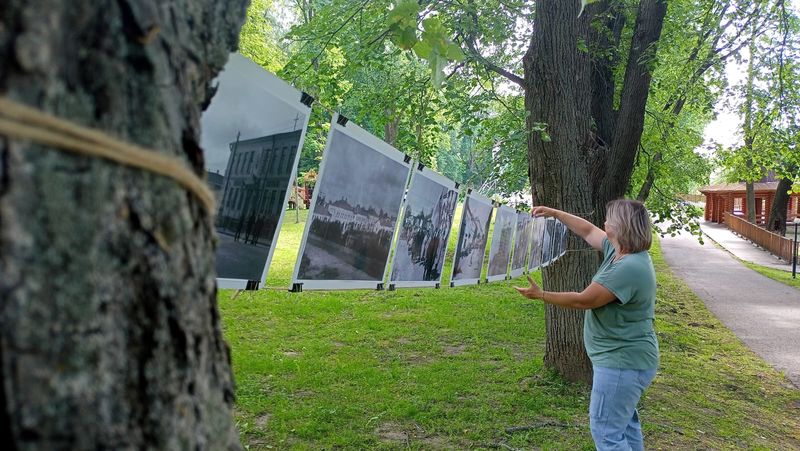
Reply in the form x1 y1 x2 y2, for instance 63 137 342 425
487 206 516 280
451 194 493 285
528 216 547 271
295 123 410 286
510 211 533 277
200 53 309 285
390 170 459 286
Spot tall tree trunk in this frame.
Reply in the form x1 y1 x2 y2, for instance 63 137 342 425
525 0 595 384
525 0 667 383
598 0 668 208
636 150 663 201
746 181 757 223
384 109 399 146
0 1 248 449
767 177 793 235
744 27 757 224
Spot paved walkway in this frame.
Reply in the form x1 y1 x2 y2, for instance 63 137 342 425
701 221 795 272
660 228 800 388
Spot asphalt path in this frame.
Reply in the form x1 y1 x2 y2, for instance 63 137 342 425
660 231 800 388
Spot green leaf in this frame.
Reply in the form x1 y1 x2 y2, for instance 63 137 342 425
429 52 447 88
413 40 433 59
392 27 418 50
446 43 465 61
388 1 420 26
540 131 551 142
421 17 445 35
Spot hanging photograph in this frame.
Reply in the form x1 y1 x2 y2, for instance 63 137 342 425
201 53 312 289
528 216 547 272
292 114 412 290
540 217 557 267
509 211 533 278
389 167 459 289
556 220 569 259
486 205 517 282
450 193 494 287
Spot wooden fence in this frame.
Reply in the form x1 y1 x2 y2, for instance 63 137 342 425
724 213 797 262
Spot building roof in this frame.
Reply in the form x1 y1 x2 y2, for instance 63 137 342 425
699 182 780 194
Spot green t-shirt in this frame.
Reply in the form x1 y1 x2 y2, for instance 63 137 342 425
584 238 659 370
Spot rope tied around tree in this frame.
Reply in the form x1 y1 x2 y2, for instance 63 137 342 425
0 96 216 213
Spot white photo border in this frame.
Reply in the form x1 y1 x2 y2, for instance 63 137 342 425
449 192 494 287
388 165 460 289
290 113 413 291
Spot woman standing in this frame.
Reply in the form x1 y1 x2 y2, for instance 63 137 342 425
515 199 659 451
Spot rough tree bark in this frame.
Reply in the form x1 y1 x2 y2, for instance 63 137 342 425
0 0 248 449
524 0 667 383
767 177 793 235
525 0 596 383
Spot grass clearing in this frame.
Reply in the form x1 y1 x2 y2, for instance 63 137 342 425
220 207 800 449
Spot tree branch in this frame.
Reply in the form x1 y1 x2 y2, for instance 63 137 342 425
461 35 525 87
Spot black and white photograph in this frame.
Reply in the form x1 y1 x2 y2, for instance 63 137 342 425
528 216 547 271
509 211 533 278
201 53 311 289
450 193 494 287
486 205 516 282
389 168 459 288
556 220 568 259
292 114 412 290
540 217 557 267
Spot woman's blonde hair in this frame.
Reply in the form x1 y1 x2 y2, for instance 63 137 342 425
605 199 652 253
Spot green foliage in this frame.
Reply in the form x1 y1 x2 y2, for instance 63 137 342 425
239 0 287 72
714 2 800 187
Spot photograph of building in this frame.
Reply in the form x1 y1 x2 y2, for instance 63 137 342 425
295 126 410 284
451 194 493 285
487 206 516 280
540 217 556 266
390 170 459 285
528 216 546 271
200 53 310 285
555 220 568 259
510 211 533 276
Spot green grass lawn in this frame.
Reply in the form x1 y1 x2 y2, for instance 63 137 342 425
219 208 800 450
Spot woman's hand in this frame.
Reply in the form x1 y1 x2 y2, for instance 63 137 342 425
531 206 560 219
514 275 544 300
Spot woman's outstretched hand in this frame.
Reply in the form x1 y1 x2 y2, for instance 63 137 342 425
531 206 559 218
514 275 544 300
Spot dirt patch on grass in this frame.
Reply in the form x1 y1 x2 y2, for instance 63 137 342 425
292 389 314 399
405 352 435 365
282 350 301 357
255 413 272 429
374 422 408 443
443 343 467 356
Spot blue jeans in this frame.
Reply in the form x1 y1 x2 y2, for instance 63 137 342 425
589 366 657 451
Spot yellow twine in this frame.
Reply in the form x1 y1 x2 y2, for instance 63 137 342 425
0 97 215 213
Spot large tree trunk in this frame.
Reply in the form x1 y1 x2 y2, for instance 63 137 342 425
525 0 667 383
767 177 793 235
525 0 595 384
0 0 248 449
597 0 668 208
